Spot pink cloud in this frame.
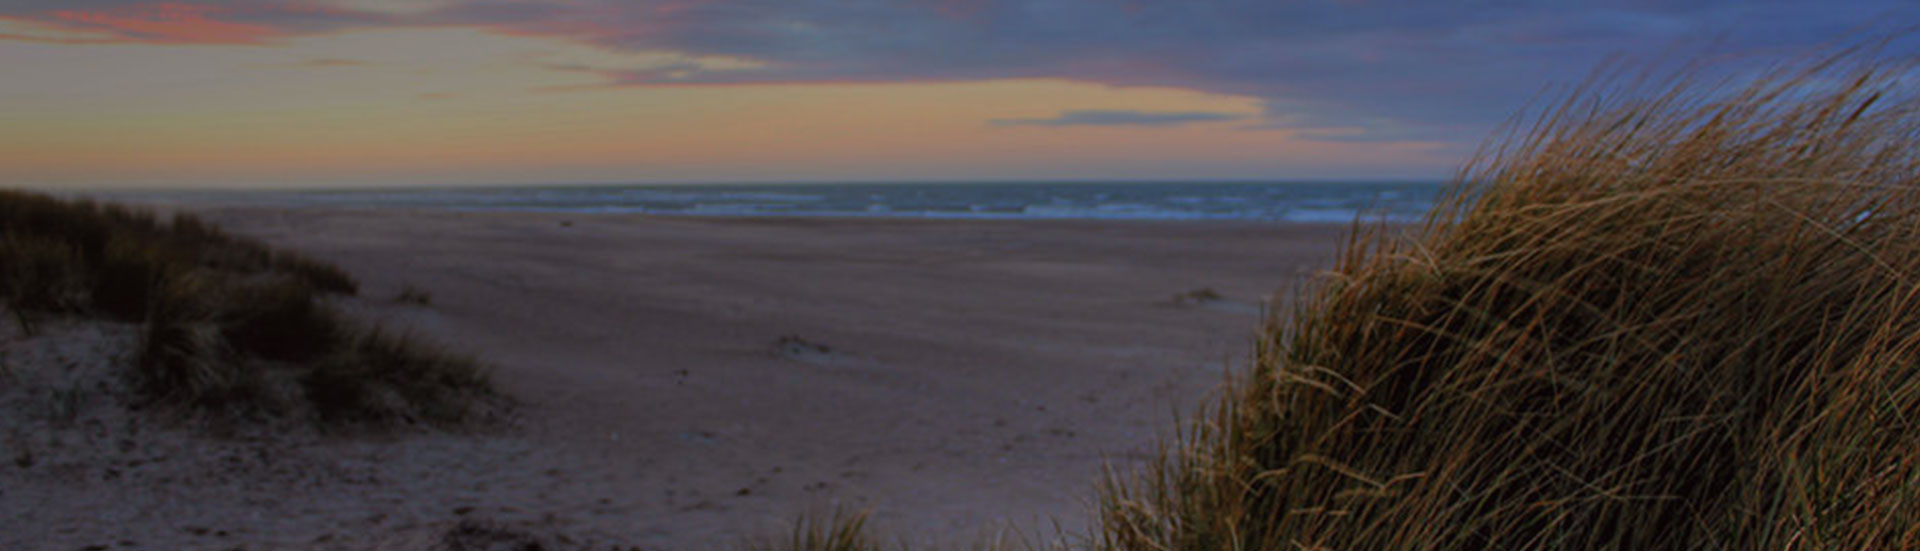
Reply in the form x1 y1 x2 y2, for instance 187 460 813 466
36 3 289 44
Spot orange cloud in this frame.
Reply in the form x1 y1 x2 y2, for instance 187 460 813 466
0 25 1455 188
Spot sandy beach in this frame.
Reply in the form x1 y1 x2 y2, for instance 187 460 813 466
4 207 1349 550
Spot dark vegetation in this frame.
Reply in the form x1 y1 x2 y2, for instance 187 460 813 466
1096 48 1920 549
740 510 881 551
0 190 495 426
395 283 434 306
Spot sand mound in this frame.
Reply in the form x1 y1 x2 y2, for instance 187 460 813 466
1100 46 1920 550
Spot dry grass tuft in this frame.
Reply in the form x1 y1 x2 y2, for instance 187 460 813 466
138 272 247 406
744 510 885 551
305 326 495 424
1097 46 1920 549
1 191 495 427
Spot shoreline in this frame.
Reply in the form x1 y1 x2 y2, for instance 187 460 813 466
90 179 1443 225
124 198 1390 227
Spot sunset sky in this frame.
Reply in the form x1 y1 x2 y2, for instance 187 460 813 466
1 1 1909 189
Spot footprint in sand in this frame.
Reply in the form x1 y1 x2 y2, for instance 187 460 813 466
769 335 879 369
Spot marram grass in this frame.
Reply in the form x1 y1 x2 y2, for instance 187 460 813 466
1096 49 1920 549
0 191 496 426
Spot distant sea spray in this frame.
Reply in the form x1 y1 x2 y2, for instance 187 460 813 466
130 182 1446 223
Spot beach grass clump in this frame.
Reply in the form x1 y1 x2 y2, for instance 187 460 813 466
304 326 493 424
138 272 249 407
0 233 87 316
217 277 350 363
1 190 494 426
1097 49 1920 549
742 510 885 551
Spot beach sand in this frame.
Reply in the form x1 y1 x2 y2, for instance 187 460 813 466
3 208 1348 549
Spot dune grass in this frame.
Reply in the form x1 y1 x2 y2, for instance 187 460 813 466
745 510 885 551
0 191 495 426
1095 48 1920 549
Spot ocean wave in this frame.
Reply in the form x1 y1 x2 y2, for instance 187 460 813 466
114 182 1443 222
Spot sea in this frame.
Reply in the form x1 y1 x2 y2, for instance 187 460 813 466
134 181 1449 223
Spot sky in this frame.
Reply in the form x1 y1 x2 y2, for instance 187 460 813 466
0 1 1912 189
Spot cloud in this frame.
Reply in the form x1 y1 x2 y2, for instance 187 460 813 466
297 57 366 68
408 0 1917 143
15 3 285 44
992 109 1248 128
0 1 387 44
3 0 1915 146
322 0 460 16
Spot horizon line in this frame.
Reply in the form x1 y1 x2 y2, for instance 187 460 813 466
51 177 1453 195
